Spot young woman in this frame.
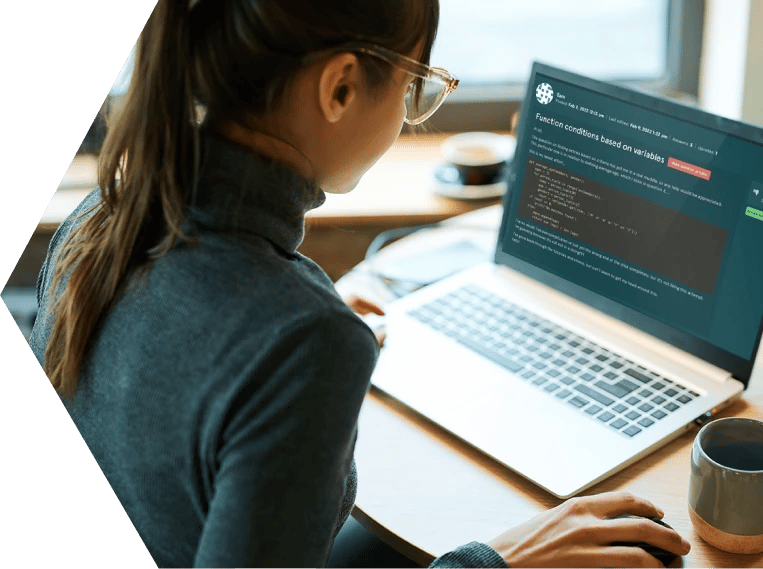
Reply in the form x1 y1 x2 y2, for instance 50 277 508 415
30 0 691 566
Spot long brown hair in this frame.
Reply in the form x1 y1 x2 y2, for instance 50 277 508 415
44 0 439 399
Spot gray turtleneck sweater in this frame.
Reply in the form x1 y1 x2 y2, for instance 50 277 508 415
30 133 506 568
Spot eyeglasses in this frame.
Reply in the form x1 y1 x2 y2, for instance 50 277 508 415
353 44 459 125
303 43 459 125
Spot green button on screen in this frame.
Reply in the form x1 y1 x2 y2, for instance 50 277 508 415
746 206 763 221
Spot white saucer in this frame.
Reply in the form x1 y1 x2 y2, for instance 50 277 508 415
431 162 508 200
433 180 508 200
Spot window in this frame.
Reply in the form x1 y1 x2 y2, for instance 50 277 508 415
81 0 705 152
436 0 668 84
426 0 705 132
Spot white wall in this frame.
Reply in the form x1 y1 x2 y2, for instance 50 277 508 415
699 0 763 125
741 2 763 124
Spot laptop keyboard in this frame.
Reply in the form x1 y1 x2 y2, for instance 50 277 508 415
407 284 703 438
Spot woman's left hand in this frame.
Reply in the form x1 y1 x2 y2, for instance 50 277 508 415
343 294 386 346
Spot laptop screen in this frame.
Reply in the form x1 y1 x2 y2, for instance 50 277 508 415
496 63 763 382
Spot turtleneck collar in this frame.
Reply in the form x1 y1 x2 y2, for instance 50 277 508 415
186 131 326 255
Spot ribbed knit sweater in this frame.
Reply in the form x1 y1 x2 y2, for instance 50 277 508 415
30 132 506 568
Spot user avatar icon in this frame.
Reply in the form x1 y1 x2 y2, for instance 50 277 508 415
536 83 554 105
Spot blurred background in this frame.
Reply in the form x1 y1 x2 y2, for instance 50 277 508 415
4 0 762 338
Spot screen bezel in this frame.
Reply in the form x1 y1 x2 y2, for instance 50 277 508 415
495 62 763 385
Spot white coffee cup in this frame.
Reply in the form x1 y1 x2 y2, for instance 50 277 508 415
440 132 515 186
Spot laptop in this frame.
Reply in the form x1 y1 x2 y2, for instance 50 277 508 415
370 62 763 499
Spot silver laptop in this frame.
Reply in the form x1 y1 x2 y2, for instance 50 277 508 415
371 62 763 499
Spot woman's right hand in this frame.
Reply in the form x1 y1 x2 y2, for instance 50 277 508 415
485 491 691 567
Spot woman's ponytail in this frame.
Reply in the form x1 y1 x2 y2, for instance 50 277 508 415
44 0 439 399
45 0 200 398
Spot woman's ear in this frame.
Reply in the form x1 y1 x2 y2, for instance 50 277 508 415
318 53 360 124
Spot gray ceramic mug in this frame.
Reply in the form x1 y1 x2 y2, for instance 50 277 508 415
688 417 763 554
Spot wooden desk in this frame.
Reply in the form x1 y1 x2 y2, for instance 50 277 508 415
334 206 763 568
23 133 501 285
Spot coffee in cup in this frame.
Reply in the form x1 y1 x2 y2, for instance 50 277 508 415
434 132 515 199
688 417 763 554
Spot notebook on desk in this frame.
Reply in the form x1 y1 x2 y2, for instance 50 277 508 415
371 62 763 499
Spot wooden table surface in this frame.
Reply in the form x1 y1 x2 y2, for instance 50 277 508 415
30 133 502 283
335 206 763 568
38 132 503 231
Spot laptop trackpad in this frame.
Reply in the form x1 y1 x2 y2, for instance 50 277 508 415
372 317 634 498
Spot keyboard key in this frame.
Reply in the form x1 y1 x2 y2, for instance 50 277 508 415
639 389 653 398
419 285 675 437
575 384 614 406
624 368 652 384
652 410 668 419
689 390 700 397
652 382 665 390
623 425 642 437
638 418 655 427
664 388 679 398
665 402 679 412
625 411 641 421
677 395 692 404
652 396 666 405
613 404 628 413
595 378 638 399
454 334 525 373
415 313 433 323
638 403 654 412
426 303 443 314
626 396 641 406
